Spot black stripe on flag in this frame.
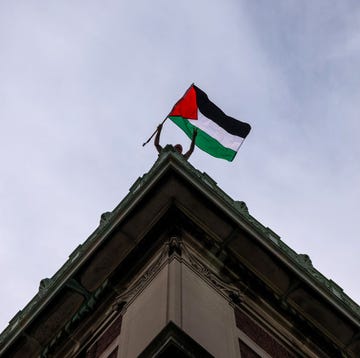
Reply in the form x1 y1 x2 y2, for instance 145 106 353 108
194 85 251 138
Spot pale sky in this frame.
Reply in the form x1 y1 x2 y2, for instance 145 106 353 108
1 1 360 332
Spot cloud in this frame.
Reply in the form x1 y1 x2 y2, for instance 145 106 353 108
1 0 360 332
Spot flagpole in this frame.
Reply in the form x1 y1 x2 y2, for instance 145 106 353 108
142 83 195 147
142 116 168 147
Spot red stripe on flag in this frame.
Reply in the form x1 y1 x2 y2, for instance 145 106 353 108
169 85 198 120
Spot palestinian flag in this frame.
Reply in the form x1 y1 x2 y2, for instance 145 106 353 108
168 84 251 161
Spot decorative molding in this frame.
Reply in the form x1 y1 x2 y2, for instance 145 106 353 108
112 236 244 314
100 211 112 226
38 278 52 298
280 280 301 309
297 254 313 268
234 201 249 214
112 242 169 313
168 235 182 256
182 243 244 305
65 278 91 300
40 280 109 357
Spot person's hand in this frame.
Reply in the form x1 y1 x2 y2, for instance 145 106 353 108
193 128 198 137
157 123 163 131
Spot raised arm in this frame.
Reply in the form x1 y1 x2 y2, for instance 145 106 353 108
184 128 198 160
154 124 163 153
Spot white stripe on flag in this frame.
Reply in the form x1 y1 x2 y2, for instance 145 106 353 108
190 113 244 151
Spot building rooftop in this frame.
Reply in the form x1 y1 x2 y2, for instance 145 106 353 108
1 145 359 356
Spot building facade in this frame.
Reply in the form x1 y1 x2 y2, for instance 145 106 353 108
1 146 360 357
